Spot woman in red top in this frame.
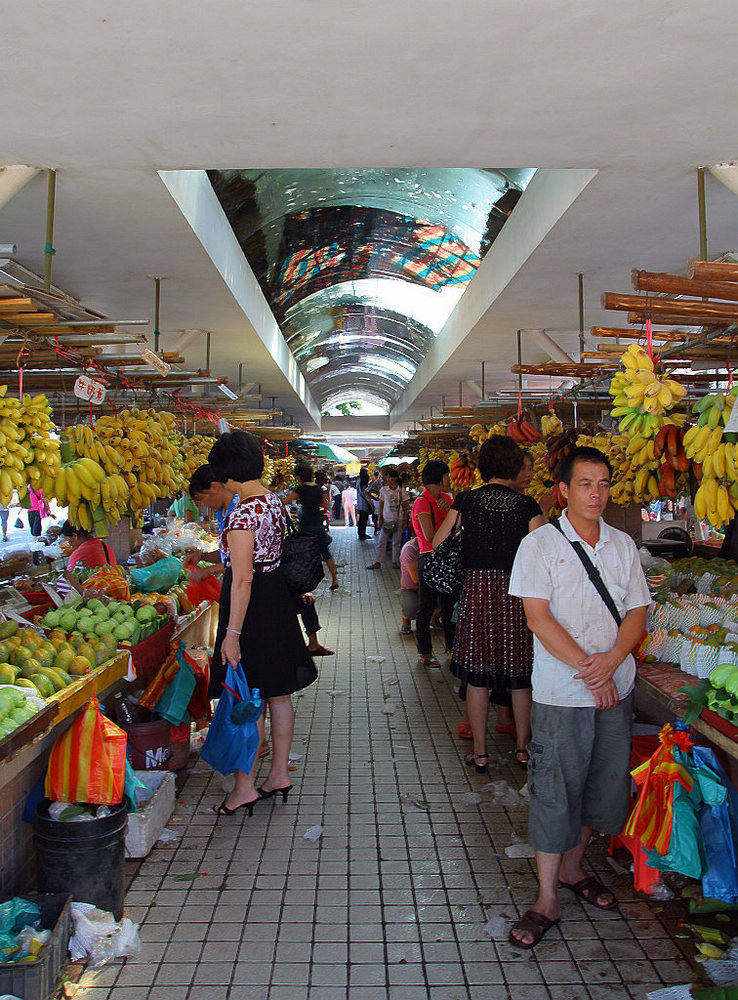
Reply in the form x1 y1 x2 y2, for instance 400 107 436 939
61 522 117 570
410 460 456 667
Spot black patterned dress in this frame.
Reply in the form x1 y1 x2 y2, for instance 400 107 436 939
449 485 541 690
209 492 317 700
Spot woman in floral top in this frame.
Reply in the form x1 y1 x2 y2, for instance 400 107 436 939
208 431 317 816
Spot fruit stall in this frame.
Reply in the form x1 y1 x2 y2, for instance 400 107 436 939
390 260 738 788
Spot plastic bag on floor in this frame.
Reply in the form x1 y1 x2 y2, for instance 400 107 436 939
484 917 508 939
504 842 536 858
69 902 141 967
483 780 528 809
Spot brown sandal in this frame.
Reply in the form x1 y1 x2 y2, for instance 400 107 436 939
559 875 616 910
508 909 560 950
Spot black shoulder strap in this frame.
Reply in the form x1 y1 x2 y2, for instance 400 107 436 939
552 518 621 627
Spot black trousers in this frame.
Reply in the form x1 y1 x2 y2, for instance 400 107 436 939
28 510 42 537
416 552 456 656
357 510 371 539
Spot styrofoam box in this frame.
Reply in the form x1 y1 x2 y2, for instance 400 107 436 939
125 770 175 858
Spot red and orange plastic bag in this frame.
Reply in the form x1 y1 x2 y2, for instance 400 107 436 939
45 697 128 804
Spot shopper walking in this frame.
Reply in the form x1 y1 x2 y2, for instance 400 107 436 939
341 481 357 526
356 468 373 540
507 446 650 949
411 460 456 667
207 431 318 816
330 479 342 520
284 465 339 589
367 468 402 569
433 436 545 772
28 486 49 538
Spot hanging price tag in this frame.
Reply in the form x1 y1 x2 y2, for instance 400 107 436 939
217 418 230 434
73 374 107 404
139 348 171 376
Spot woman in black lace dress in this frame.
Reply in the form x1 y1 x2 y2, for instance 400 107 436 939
432 436 545 771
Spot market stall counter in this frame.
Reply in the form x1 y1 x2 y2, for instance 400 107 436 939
635 660 738 781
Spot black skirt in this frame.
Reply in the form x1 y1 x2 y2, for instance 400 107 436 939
210 566 318 700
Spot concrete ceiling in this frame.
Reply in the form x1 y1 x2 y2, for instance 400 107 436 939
1 1 737 438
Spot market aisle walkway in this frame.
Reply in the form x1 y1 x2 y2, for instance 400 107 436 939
80 526 690 1000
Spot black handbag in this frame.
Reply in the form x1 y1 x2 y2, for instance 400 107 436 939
279 515 325 594
420 525 464 594
419 494 466 595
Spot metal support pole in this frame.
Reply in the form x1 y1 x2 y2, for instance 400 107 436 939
578 273 585 359
205 331 211 371
44 169 56 292
697 167 708 263
458 382 463 407
441 395 446 410
517 330 522 395
153 278 161 354
481 361 486 400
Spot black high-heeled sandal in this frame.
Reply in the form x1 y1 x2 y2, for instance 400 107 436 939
464 753 489 774
214 796 260 817
258 784 293 802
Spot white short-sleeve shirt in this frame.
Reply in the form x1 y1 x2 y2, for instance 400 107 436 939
508 510 652 708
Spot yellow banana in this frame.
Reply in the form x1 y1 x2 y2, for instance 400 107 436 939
714 445 726 479
77 456 106 484
65 468 81 501
717 485 732 524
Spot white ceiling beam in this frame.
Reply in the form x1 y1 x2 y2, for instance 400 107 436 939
0 166 40 212
525 328 575 363
709 163 738 200
159 168 322 427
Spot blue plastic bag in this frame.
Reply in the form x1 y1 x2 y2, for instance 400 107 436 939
123 759 151 814
200 663 263 777
130 556 182 594
693 745 738 904
0 897 40 934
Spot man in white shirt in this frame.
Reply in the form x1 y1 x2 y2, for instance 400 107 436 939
508 446 650 949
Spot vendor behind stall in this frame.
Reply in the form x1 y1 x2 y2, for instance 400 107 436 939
169 489 199 523
61 521 117 570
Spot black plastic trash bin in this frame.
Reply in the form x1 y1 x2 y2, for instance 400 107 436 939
33 800 127 920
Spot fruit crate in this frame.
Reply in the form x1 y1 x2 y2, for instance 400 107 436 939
0 892 72 1000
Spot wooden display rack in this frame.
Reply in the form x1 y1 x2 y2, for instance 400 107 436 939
46 652 129 726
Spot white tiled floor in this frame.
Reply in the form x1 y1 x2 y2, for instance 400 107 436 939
79 525 693 1000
